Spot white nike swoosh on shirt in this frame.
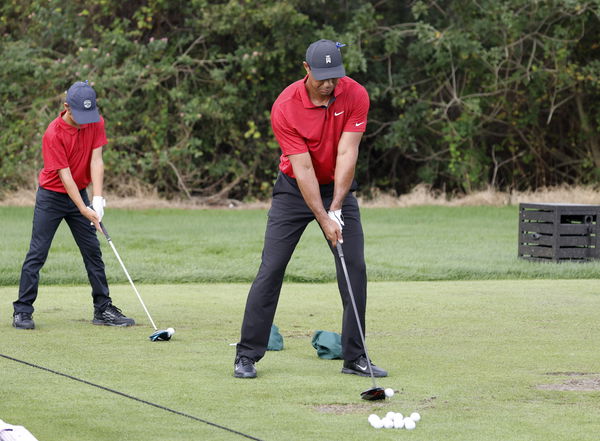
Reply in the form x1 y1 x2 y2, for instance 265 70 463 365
355 122 365 126
334 111 344 116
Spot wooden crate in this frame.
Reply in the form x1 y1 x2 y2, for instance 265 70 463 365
518 203 600 261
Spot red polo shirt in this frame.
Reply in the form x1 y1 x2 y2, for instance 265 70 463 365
38 111 107 193
271 75 369 184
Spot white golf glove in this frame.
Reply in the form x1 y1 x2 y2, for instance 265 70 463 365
92 196 106 221
327 209 344 231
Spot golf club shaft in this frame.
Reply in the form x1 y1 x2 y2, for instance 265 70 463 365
336 242 378 389
100 222 158 330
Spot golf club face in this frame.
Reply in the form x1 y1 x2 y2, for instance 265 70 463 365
149 329 172 342
361 387 386 401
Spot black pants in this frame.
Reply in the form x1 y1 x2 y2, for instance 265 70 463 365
237 173 368 363
13 187 112 314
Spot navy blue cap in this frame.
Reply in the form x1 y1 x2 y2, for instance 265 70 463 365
66 81 100 124
305 39 346 80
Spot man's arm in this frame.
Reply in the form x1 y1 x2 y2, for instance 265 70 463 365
58 168 101 231
329 131 362 211
288 152 342 246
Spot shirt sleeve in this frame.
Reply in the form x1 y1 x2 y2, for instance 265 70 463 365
92 116 108 149
271 105 308 156
343 84 370 133
41 131 69 171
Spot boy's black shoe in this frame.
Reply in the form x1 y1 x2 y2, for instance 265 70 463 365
341 355 388 377
13 312 35 330
234 356 257 378
93 304 135 327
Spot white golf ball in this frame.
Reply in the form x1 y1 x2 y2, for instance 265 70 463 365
367 414 380 424
381 417 394 429
404 417 416 430
410 411 421 422
394 412 404 422
384 387 394 397
167 327 175 336
393 415 404 429
385 411 396 420
369 417 384 429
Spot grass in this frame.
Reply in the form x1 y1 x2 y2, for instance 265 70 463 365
2 205 600 440
2 205 600 285
2 280 600 440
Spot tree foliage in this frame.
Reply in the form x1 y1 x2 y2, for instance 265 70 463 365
1 0 599 200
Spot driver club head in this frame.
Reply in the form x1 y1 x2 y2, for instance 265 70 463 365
361 387 386 401
149 328 175 342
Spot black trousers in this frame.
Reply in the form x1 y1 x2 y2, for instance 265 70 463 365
13 187 112 314
237 173 368 362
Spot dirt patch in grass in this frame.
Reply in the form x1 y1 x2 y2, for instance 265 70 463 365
538 373 600 391
313 403 387 414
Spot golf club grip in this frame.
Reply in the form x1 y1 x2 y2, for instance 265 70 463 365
336 242 344 257
99 221 110 240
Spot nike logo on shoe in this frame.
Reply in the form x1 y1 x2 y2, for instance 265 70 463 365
355 122 365 126
357 364 368 371
334 111 344 116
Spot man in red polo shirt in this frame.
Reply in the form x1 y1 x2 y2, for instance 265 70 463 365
234 40 388 379
12 81 135 330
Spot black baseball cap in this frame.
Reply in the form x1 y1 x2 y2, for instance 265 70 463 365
305 39 346 81
66 81 100 124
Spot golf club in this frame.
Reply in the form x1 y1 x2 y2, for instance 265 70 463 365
336 242 386 401
98 221 174 342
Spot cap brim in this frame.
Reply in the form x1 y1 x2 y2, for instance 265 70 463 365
71 108 100 125
311 65 346 81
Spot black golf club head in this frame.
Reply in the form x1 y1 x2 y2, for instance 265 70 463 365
149 328 173 342
361 387 386 401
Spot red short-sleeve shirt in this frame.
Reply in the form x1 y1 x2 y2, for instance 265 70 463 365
271 76 369 184
38 111 107 193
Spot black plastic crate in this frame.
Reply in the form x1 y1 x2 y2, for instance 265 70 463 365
518 203 600 261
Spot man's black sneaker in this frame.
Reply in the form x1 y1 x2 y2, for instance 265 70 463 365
234 356 257 378
93 304 135 327
341 355 388 377
13 312 35 330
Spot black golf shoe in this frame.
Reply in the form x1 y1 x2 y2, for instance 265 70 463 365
234 356 257 378
13 312 35 330
93 304 135 327
342 355 388 377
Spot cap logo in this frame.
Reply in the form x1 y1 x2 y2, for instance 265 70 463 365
325 55 331 64
83 99 92 109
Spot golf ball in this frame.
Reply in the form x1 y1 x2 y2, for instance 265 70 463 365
410 411 421 422
381 417 394 429
393 415 404 429
385 411 396 420
404 417 416 430
367 414 379 424
384 387 394 397
369 416 383 429
167 327 175 337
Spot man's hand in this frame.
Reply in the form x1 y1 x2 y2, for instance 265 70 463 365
327 209 344 231
83 206 102 232
319 214 343 247
92 196 105 221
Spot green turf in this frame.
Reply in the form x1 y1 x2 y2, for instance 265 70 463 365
2 205 600 285
2 280 600 440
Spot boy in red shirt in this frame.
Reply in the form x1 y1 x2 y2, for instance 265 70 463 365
13 81 135 330
234 40 388 379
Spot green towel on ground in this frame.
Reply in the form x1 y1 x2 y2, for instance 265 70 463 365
311 330 342 359
267 324 284 351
